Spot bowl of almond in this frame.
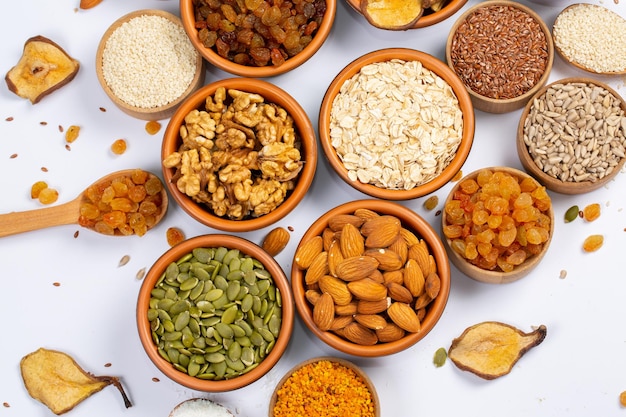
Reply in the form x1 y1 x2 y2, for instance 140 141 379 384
291 200 451 357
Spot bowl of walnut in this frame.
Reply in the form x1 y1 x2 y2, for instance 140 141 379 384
291 199 451 357
318 48 475 201
441 167 554 284
180 0 336 78
161 78 317 232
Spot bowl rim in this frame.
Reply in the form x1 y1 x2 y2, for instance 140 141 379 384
161 77 318 232
516 77 626 195
95 9 205 120
291 199 451 357
268 356 381 416
441 166 554 284
445 0 554 113
180 0 337 78
318 47 475 200
136 234 294 392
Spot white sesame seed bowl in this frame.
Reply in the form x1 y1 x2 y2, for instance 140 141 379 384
96 9 206 121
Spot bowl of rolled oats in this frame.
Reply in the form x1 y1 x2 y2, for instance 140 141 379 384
446 1 554 114
161 78 318 232
318 48 475 200
517 78 626 195
96 9 205 120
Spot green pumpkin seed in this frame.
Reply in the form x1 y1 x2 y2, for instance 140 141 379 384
243 270 256 285
226 281 241 301
178 354 190 368
193 247 214 263
213 275 228 291
158 348 170 362
206 352 226 363
189 281 205 300
564 205 580 223
204 288 224 302
162 319 175 333
259 327 275 343
170 300 190 315
151 288 166 299
191 266 211 281
215 322 234 339
165 263 179 281
221 305 239 325
227 341 242 361
187 360 201 377
148 309 159 321
174 311 190 331
241 346 255 366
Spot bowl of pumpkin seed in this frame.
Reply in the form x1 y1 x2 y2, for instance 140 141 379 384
136 234 294 392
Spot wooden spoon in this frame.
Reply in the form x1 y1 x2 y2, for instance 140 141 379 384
0 169 168 238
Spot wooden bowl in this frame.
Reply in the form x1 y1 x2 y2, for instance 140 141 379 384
291 200 451 357
446 1 554 114
517 78 626 195
161 78 317 232
552 3 626 76
318 48 474 200
137 234 294 392
269 357 381 416
96 9 205 120
345 0 468 29
180 0 336 78
441 167 554 284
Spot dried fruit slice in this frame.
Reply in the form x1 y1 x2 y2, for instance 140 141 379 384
448 321 547 380
361 0 424 30
6 36 80 104
20 348 131 415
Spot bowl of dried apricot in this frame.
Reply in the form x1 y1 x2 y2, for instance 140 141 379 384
441 167 554 284
291 199 451 357
270 357 380 416
318 48 474 200
161 78 317 232
137 234 294 392
180 0 335 77
445 1 554 114
517 78 626 195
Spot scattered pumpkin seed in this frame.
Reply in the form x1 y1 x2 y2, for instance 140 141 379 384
433 347 447 367
564 205 579 223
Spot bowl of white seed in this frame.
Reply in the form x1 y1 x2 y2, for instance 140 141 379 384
96 9 205 121
318 48 475 200
517 77 626 194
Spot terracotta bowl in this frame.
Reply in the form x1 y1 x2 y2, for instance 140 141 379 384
446 1 554 114
137 234 294 392
96 9 205 120
553 4 626 76
180 0 336 78
345 0 468 29
269 357 381 416
292 200 451 357
318 48 475 200
441 167 554 284
517 78 626 195
161 78 317 232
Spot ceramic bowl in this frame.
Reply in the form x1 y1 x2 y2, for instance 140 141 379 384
346 0 468 29
269 357 381 416
169 398 234 416
291 199 451 357
180 0 336 78
96 9 205 120
137 234 294 392
318 48 475 200
161 78 317 232
517 78 626 195
446 1 554 114
441 167 554 284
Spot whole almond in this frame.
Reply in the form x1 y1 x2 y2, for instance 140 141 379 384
340 223 365 258
80 0 103 9
322 228 336 251
400 227 420 247
388 235 408 264
295 235 323 269
347 278 388 301
376 322 406 342
383 269 405 285
261 226 290 256
407 242 431 278
386 282 414 304
387 302 421 333
361 215 401 247
319 275 352 306
403 258 425 297
335 301 358 316
367 269 385 284
357 298 391 314
327 240 344 278
425 272 441 299
328 214 365 231
354 208 380 220
354 314 387 330
313 292 335 331
342 322 378 345
364 248 403 271
413 292 433 310
305 251 329 285
305 289 321 305
335 256 379 281
330 315 354 330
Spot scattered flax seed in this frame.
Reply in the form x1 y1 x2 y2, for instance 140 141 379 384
3 402 9 408
53 282 61 287
104 363 112 368
74 230 80 238
40 121 47 125
10 153 18 159
65 144 72 151
288 225 294 232
99 107 107 112
118 255 131 267
41 167 48 172
435 209 442 216
6 116 14 121
58 125 64 132
559 269 567 279
152 377 160 382
136 267 147 280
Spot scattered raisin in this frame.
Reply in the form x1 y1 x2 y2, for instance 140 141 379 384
145 121 161 135
582 203 601 222
65 125 81 143
452 170 463 182
111 139 127 155
31 181 49 199
582 234 604 252
423 195 439 211
166 227 185 247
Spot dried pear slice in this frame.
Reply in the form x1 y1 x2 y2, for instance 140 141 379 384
5 36 80 104
20 348 132 415
361 0 424 31
448 321 547 380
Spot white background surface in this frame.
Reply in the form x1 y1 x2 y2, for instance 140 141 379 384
1 0 626 416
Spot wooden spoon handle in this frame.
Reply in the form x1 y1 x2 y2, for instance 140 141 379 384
0 197 81 238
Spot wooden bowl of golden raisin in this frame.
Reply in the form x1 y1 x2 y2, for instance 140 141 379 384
441 167 554 284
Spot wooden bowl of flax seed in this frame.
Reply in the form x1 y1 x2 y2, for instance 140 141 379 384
517 78 626 195
96 9 205 120
446 1 554 114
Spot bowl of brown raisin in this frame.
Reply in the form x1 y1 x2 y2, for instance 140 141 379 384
180 0 336 77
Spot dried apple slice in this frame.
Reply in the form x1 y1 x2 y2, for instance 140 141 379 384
448 321 547 380
20 348 131 415
361 0 424 30
5 36 80 104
